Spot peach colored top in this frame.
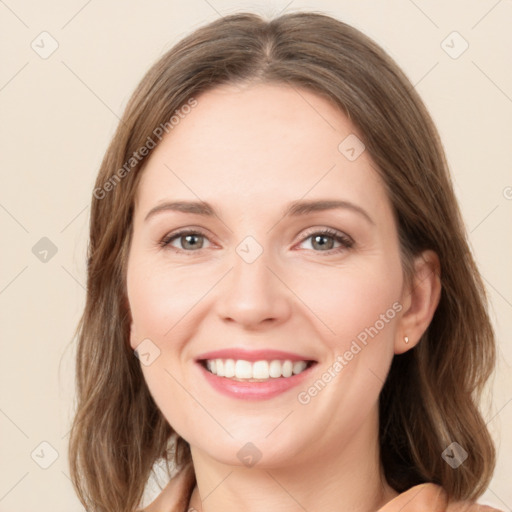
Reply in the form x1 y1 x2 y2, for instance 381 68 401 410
379 482 502 511
141 462 502 512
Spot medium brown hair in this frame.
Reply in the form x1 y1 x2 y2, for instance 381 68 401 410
68 11 497 511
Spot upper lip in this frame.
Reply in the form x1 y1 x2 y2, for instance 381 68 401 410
196 348 317 363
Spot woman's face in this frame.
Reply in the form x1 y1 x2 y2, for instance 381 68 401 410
127 83 409 468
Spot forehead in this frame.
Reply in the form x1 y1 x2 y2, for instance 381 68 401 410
135 83 389 218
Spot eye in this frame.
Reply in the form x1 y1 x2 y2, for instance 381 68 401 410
297 228 354 254
160 229 212 252
159 227 354 255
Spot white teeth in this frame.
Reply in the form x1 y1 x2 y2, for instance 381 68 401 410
252 360 269 379
224 359 235 378
292 361 307 375
269 360 282 378
204 358 310 380
235 360 252 379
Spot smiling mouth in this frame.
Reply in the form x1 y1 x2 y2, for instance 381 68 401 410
198 358 317 381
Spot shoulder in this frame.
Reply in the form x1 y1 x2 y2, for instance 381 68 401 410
379 483 503 512
138 461 195 512
446 502 504 512
379 483 446 511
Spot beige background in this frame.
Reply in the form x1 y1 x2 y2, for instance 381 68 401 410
0 1 511 510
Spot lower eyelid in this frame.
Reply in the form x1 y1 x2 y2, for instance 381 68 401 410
160 230 210 249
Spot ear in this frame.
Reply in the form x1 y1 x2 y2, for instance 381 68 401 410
395 250 441 354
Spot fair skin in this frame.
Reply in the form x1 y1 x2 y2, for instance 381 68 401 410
127 83 441 512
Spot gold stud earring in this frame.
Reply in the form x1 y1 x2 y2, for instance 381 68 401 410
404 336 409 343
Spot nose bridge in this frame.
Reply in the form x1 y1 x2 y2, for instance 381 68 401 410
215 237 291 326
232 243 271 291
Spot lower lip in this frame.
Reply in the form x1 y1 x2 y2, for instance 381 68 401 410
196 361 317 400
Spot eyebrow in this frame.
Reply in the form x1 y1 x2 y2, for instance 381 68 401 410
144 199 374 225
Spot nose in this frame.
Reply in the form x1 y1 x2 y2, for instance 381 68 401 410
215 249 292 329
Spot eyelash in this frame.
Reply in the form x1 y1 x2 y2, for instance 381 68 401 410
159 227 354 255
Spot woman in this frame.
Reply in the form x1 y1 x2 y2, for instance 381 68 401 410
69 12 501 512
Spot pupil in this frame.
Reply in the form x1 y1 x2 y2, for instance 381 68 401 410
313 235 333 250
184 234 202 249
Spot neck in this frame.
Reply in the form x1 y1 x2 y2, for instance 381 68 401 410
187 408 398 512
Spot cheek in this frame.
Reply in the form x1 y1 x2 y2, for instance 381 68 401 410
128 252 403 352
125 248 404 451
297 258 403 357
127 257 209 343
126 259 203 436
